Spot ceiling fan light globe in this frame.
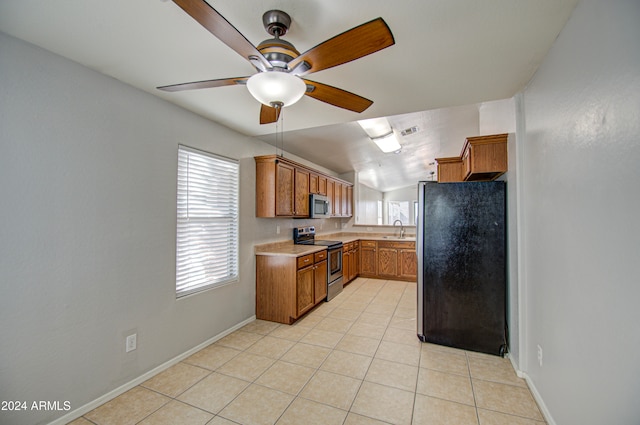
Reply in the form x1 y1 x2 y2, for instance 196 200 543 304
247 71 306 107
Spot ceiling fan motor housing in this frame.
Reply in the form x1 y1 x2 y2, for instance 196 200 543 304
257 38 299 68
262 10 291 37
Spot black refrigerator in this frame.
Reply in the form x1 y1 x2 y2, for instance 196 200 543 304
416 181 507 356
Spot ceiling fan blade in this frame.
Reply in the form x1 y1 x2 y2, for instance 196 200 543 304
303 79 373 113
260 104 281 124
157 77 249 92
288 17 394 76
172 0 271 71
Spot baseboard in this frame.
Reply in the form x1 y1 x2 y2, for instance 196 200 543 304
507 355 556 425
48 316 256 425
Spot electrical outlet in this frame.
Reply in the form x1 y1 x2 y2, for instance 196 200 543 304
537 344 543 367
276 225 280 234
126 333 137 353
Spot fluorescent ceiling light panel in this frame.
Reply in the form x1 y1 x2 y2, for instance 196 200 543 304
358 117 401 153
372 131 401 153
357 117 392 138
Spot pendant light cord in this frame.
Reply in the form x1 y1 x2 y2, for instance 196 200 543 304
275 104 285 157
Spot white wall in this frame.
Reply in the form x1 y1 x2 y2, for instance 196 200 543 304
355 183 383 225
519 1 640 423
478 101 521 370
0 32 336 425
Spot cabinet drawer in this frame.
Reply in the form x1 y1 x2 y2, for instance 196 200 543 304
360 240 376 248
314 250 327 262
378 241 415 250
297 254 314 269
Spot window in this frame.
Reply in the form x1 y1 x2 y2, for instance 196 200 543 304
176 145 239 297
387 201 409 225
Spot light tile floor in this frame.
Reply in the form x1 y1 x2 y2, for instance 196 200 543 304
70 278 545 425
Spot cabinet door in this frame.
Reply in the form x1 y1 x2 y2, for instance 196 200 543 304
462 147 471 180
309 173 319 194
318 176 327 195
294 168 310 217
275 162 295 216
399 249 417 280
351 246 359 280
346 186 353 217
314 260 327 303
341 184 348 217
343 250 351 283
326 180 334 215
296 266 315 317
377 247 398 278
333 182 342 216
360 242 377 276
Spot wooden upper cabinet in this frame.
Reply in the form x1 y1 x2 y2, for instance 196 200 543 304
255 155 352 218
275 161 295 216
310 173 328 196
334 182 342 216
294 168 309 217
435 156 465 183
462 133 508 181
341 184 348 216
318 176 327 195
309 173 318 194
346 185 353 217
434 133 508 183
326 179 334 213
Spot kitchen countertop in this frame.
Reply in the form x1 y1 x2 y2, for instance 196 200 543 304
254 242 326 257
255 233 416 256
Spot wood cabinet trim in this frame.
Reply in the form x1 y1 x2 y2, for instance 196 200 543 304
255 155 352 218
255 155 354 187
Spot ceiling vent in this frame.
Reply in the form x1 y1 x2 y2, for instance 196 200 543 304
401 126 419 136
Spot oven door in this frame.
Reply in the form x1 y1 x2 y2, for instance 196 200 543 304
328 246 343 282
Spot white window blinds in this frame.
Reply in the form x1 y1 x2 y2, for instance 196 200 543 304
176 145 239 297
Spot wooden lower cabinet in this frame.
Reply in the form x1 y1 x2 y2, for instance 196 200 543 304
256 251 327 324
359 240 378 277
359 240 416 282
398 248 418 280
377 245 398 278
314 255 328 303
342 241 359 284
296 265 315 317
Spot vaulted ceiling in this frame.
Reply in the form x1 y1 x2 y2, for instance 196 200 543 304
0 0 578 191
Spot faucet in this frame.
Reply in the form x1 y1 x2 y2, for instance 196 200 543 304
393 219 405 239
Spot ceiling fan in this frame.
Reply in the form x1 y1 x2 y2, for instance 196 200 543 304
157 0 395 124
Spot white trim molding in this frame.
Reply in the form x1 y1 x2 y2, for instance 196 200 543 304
49 316 256 425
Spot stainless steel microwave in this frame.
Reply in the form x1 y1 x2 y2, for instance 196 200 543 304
309 194 331 218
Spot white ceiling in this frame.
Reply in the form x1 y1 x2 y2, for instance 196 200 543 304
0 0 578 191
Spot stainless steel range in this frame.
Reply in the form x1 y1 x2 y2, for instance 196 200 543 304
293 227 343 301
